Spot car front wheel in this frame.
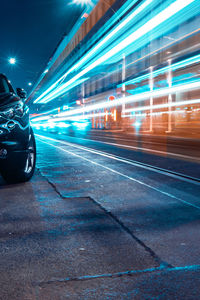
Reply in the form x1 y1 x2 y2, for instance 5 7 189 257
1 129 36 183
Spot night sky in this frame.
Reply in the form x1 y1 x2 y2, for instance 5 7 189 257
0 0 82 92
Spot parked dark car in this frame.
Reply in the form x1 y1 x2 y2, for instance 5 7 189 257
0 74 36 183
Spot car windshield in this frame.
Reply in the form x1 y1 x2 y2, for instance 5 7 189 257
0 77 10 94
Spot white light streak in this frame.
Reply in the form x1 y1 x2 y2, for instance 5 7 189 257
31 80 200 123
34 0 152 103
34 0 194 104
124 99 200 114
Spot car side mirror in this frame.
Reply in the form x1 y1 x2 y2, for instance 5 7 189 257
16 88 27 99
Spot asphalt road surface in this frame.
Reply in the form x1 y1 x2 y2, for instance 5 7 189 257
0 129 200 299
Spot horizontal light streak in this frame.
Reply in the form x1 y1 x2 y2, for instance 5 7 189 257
118 53 200 87
35 0 194 104
56 80 200 116
32 112 111 124
31 80 200 123
123 99 200 115
56 111 111 122
42 78 88 104
126 109 186 118
31 51 200 122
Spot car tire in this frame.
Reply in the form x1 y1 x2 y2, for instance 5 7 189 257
1 129 36 183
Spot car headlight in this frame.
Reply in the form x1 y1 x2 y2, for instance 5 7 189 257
0 101 26 120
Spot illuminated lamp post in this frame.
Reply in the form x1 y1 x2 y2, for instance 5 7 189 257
76 100 82 105
8 57 16 65
73 0 93 5
149 66 153 132
166 59 172 133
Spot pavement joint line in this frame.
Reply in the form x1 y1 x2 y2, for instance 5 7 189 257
85 196 170 267
36 265 167 286
36 158 171 269
37 168 65 200
45 134 200 162
35 134 200 185
36 136 200 211
36 264 200 287
83 139 200 162
72 133 199 151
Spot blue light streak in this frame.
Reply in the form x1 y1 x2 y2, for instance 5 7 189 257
31 80 200 124
118 54 200 88
34 0 196 104
34 0 151 104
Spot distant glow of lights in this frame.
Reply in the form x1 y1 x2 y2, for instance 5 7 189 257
56 122 71 128
46 121 56 129
8 58 16 65
72 122 89 130
31 115 50 122
28 82 32 86
133 121 141 128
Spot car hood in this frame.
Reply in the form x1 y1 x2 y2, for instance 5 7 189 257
0 93 20 108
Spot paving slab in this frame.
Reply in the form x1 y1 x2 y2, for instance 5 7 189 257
0 171 157 300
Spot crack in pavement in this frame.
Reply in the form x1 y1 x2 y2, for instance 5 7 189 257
36 265 167 286
37 167 173 270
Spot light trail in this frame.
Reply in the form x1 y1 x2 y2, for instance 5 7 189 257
34 0 195 104
36 134 200 210
118 53 200 87
31 80 200 123
30 27 200 122
123 98 200 114
34 0 153 104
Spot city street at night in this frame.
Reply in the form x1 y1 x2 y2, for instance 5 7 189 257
0 130 200 299
1 0 200 298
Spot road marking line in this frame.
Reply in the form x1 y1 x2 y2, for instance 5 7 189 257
36 135 200 211
72 136 200 162
36 134 200 185
84 134 178 146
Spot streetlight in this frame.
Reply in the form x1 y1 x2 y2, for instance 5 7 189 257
8 57 16 65
73 0 93 5
77 0 117 16
28 82 32 86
